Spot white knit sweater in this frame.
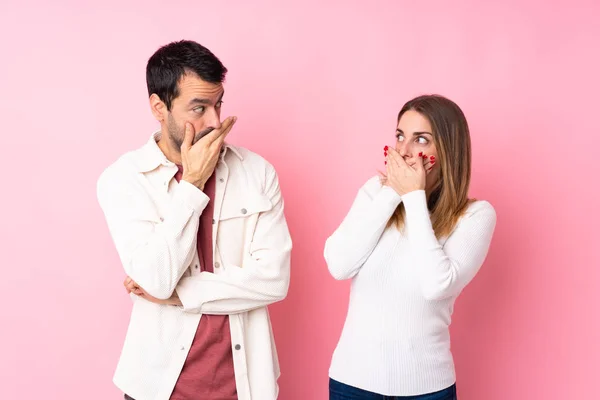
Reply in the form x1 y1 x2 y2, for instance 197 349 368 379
325 176 496 396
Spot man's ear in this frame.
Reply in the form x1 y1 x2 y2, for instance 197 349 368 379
149 94 167 122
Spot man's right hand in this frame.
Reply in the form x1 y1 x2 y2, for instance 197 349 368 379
181 116 237 190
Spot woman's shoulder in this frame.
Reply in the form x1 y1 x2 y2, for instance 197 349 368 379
441 200 497 242
463 199 497 223
467 199 495 212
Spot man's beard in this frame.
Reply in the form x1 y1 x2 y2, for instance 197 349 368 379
167 114 214 151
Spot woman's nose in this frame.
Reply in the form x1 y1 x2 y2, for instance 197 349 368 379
396 142 412 158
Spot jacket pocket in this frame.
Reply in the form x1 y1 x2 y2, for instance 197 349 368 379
217 193 273 267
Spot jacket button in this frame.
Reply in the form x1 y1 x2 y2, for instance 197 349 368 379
235 344 241 350
241 208 247 214
214 262 220 268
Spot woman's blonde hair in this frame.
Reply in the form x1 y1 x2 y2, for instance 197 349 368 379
390 95 473 238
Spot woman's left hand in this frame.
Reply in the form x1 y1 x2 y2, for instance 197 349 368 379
383 147 427 196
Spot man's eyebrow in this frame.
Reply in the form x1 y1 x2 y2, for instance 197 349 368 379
188 98 211 106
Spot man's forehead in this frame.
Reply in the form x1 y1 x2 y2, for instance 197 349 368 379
178 73 224 98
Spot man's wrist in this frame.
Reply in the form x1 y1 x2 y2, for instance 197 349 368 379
182 175 205 191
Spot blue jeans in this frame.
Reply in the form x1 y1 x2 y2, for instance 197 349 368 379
329 379 457 400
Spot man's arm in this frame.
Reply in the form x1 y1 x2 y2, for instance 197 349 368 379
99 119 236 299
174 165 292 314
124 276 182 305
98 167 208 299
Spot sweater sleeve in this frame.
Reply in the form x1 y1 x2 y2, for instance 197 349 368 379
324 176 403 280
401 190 497 300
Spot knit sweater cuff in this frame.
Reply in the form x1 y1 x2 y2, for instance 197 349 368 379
401 190 437 246
378 185 403 209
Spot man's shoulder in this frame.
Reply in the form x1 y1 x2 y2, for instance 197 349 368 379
227 145 282 196
97 144 148 193
228 144 276 173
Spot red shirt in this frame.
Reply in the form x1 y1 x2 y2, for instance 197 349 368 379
170 168 237 400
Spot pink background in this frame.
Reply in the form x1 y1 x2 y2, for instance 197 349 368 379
1 0 598 399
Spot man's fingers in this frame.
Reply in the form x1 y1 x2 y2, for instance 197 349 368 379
197 116 237 147
124 277 139 294
124 277 132 292
218 116 237 140
182 122 195 150
212 116 237 145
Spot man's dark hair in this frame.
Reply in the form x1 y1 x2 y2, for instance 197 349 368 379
146 40 227 110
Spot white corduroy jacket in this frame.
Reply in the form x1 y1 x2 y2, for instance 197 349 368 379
97 133 292 400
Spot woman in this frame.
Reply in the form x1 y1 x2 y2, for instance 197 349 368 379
325 95 496 400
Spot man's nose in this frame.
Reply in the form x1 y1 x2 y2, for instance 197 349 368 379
207 108 222 130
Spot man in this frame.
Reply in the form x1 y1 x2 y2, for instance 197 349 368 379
97 40 292 400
